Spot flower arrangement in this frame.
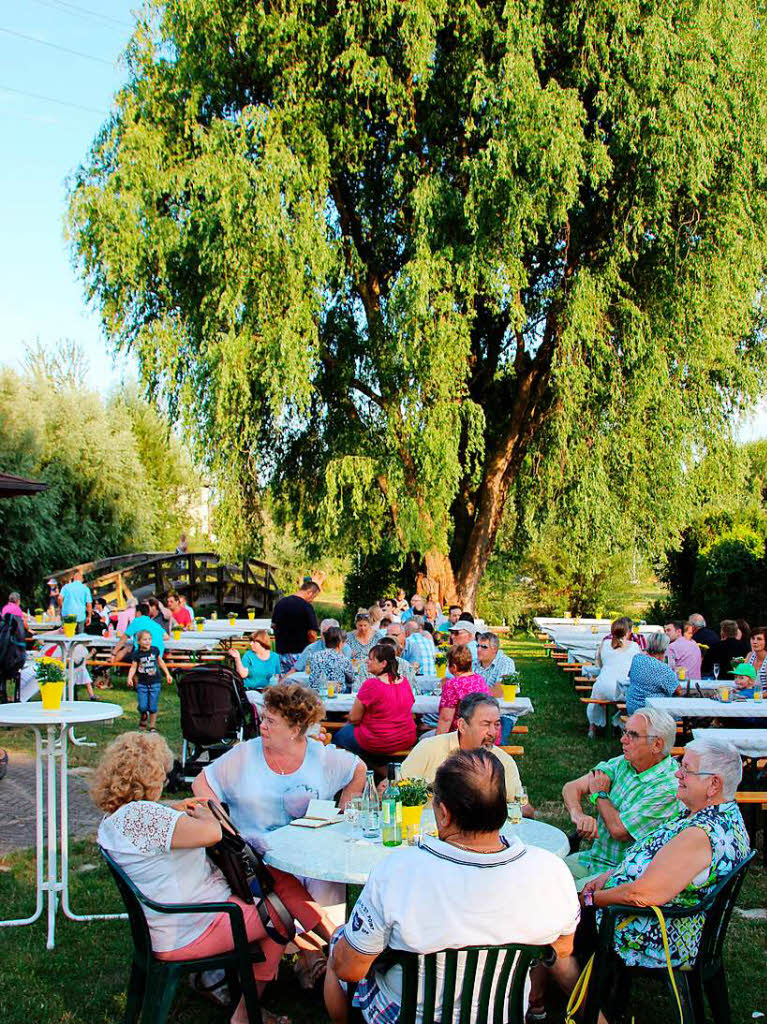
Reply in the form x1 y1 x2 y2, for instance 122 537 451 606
499 670 520 685
195 616 205 624
36 655 65 685
62 614 77 624
398 777 429 807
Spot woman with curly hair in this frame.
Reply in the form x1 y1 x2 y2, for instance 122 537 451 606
192 683 366 988
94 731 327 1024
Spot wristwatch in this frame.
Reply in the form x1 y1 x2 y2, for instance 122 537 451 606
588 791 610 806
583 889 595 907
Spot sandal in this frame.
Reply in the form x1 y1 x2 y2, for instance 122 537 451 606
139 713 148 730
189 970 231 1007
294 953 327 990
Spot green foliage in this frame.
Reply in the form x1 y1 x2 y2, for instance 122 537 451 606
343 549 407 614
0 362 201 604
69 0 767 604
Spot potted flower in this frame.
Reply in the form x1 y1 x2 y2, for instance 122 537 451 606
195 616 205 633
434 650 447 680
62 614 78 638
37 655 66 710
247 607 256 620
33 607 44 623
228 610 237 626
398 777 430 830
499 671 520 703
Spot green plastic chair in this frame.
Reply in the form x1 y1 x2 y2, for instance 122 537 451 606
582 851 756 1024
100 847 264 1024
349 941 551 1024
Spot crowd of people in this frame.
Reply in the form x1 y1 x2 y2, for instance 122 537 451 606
584 613 762 736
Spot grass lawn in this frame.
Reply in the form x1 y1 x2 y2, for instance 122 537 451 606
1 635 766 1022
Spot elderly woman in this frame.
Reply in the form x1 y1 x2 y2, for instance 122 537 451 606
228 629 280 690
343 611 378 663
95 731 328 1024
539 737 750 1015
436 644 497 734
624 632 683 714
309 626 355 692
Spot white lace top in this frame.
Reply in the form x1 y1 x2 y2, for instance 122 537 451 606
98 800 231 952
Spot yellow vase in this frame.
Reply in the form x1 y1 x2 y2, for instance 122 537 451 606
436 661 447 680
502 683 517 703
62 621 76 637
196 621 204 632
172 629 181 641
229 616 237 626
40 681 64 711
401 804 424 830
248 610 255 620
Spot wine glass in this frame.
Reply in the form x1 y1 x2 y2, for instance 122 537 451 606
713 664 720 682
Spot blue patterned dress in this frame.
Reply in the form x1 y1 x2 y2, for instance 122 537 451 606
600 802 750 968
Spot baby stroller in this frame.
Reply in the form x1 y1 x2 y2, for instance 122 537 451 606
167 664 257 789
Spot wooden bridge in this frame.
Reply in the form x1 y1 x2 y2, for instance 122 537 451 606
49 551 281 615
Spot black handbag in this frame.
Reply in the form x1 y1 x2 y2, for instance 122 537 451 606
206 801 296 944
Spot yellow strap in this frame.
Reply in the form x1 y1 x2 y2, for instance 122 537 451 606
564 954 594 1024
650 905 685 1024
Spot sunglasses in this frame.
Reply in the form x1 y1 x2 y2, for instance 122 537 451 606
478 643 492 650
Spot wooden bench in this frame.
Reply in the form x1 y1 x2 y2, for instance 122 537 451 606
736 792 767 864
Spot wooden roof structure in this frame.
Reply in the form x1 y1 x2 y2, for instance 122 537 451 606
0 472 47 497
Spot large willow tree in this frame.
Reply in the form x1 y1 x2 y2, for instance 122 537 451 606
70 0 767 608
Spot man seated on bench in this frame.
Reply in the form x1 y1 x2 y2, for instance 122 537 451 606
398 693 533 816
562 707 681 890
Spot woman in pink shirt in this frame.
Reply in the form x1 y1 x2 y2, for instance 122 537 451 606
332 644 415 757
1 592 27 629
437 644 499 733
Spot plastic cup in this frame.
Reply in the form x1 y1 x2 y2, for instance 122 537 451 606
327 683 336 698
720 687 731 702
755 689 763 702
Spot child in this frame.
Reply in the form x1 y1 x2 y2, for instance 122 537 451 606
126 629 173 731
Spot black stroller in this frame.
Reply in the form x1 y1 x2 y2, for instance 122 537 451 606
167 664 258 789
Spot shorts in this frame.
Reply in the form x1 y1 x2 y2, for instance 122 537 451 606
136 680 161 714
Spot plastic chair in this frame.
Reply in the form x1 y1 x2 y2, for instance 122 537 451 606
100 847 264 1024
582 851 756 1024
348 941 551 1024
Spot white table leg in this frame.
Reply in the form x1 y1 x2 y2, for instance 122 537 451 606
45 723 59 948
59 722 126 925
0 727 44 929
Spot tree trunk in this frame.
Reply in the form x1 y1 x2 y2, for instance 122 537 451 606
423 549 459 607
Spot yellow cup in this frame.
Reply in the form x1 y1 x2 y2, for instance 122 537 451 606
755 689 763 702
40 681 64 711
721 687 731 702
502 683 517 703
248 610 255 620
62 621 76 637
327 683 336 698
211 611 218 620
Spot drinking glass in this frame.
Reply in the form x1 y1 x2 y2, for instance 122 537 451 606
713 664 720 681
507 799 522 825
344 797 364 838
420 807 438 837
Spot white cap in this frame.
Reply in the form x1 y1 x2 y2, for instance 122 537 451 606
449 619 478 635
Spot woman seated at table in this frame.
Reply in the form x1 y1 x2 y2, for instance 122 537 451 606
332 643 416 759
435 644 498 734
743 626 767 689
531 736 750 1018
624 632 683 714
586 619 640 738
95 730 328 1024
342 610 378 662
309 626 355 692
192 682 365 986
228 629 280 690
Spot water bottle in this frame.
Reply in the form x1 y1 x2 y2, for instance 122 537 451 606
381 763 402 847
362 770 380 838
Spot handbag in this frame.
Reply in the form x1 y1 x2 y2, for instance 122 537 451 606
205 801 296 944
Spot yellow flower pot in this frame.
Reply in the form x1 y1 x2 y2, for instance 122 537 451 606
40 681 64 711
502 683 517 703
62 621 76 637
196 621 204 632
247 610 255 620
229 616 237 626
35 614 42 623
401 804 424 830
172 629 181 641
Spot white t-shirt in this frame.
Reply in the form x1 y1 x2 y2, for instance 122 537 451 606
344 834 579 1023
203 737 360 852
98 801 231 952
597 639 640 690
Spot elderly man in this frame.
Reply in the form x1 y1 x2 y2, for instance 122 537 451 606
475 632 516 684
325 748 579 1024
664 619 702 679
562 707 681 887
399 693 530 810
688 612 720 650
701 618 750 679
447 619 479 661
400 593 426 624
402 619 436 677
284 618 340 676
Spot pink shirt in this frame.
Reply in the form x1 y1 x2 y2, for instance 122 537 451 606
354 676 416 754
667 636 702 680
439 673 494 732
1 602 25 620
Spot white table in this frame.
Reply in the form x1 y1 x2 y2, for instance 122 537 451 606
692 728 767 759
0 701 125 948
196 619 271 635
263 818 568 887
646 696 767 719
320 692 534 717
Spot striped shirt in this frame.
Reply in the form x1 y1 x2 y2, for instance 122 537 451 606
402 632 436 677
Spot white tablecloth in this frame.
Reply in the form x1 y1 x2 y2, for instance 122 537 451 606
263 818 568 886
319 693 533 717
647 696 767 719
692 728 767 759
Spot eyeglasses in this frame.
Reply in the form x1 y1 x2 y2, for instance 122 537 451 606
619 726 659 742
478 643 491 650
675 760 717 779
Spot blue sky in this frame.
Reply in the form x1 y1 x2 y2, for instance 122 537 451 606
1 0 765 439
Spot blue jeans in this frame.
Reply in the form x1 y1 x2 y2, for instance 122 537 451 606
332 722 366 756
137 681 161 714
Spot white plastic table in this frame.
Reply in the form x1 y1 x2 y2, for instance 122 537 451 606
646 696 767 719
263 818 568 887
0 701 124 948
692 728 767 759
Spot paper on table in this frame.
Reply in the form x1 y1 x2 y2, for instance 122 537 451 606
289 798 344 828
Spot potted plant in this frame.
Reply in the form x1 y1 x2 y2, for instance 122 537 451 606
398 777 430 830
247 606 256 620
37 655 66 710
62 614 78 638
499 671 520 703
195 615 205 632
34 607 44 623
228 610 237 626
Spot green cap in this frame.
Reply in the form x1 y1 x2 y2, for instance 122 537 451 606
732 662 757 679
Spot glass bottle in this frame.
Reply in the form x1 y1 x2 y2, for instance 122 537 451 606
361 770 380 839
381 763 402 847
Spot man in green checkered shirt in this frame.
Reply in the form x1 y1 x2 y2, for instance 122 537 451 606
562 707 682 887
